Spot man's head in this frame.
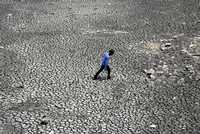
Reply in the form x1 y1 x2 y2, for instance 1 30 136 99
108 49 115 56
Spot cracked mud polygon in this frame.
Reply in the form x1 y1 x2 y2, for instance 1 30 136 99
0 0 200 134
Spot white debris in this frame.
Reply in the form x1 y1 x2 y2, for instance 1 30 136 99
181 48 192 56
156 70 164 74
182 22 186 25
49 131 54 134
144 68 155 74
173 33 184 39
108 3 111 5
165 42 172 47
150 124 157 128
128 44 133 50
150 74 156 79
8 13 12 17
160 39 168 43
114 30 129 34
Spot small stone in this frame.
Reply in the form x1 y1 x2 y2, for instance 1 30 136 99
177 78 185 85
40 121 48 125
49 130 54 134
148 74 156 79
162 64 168 69
190 43 197 48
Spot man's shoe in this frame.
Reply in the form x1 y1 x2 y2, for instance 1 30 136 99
107 76 111 80
93 76 98 80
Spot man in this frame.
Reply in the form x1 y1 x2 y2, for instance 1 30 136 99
93 49 115 80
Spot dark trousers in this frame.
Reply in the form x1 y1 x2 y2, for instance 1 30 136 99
94 65 111 78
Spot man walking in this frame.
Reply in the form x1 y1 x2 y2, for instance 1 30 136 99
93 49 115 80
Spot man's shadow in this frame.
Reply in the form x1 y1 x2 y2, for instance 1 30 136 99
92 76 107 81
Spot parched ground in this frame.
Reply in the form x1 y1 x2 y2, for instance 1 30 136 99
0 0 200 133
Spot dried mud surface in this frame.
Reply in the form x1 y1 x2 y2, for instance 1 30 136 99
0 0 200 133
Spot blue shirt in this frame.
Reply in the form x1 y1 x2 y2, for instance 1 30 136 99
101 51 110 66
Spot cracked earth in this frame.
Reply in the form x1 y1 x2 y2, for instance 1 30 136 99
0 0 200 134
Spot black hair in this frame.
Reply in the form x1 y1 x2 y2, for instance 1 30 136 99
109 49 115 55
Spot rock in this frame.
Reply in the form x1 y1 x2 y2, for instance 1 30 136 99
160 42 172 51
143 68 156 79
49 130 54 134
40 120 48 125
165 43 171 47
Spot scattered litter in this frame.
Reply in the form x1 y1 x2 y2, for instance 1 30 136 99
150 124 157 128
82 29 128 35
156 70 164 74
128 44 133 50
114 31 129 34
173 96 177 100
8 13 12 17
